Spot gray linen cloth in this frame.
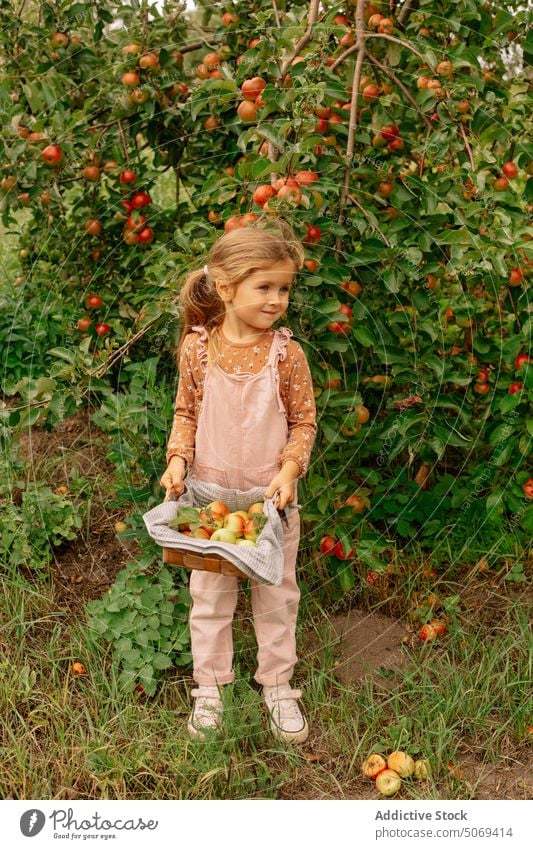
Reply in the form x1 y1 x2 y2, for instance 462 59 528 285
143 476 298 586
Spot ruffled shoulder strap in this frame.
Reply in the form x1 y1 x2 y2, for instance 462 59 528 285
270 326 294 364
190 325 209 373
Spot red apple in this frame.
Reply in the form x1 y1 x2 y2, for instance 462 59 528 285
295 170 318 186
95 323 111 337
131 191 151 208
508 382 523 394
120 169 137 185
77 316 91 331
381 124 399 141
42 145 62 166
502 161 518 178
137 226 154 243
223 513 246 535
122 71 140 87
305 224 321 242
494 175 509 191
86 294 103 309
320 536 337 556
253 184 276 206
201 501 230 522
243 518 259 541
515 353 529 369
509 267 523 286
241 77 267 100
419 623 437 641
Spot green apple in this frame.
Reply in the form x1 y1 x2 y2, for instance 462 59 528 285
247 501 264 515
210 528 237 544
414 759 430 780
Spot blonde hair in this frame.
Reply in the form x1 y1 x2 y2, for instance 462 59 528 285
174 217 304 367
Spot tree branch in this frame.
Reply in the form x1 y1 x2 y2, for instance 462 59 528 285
271 0 281 29
367 54 434 130
457 118 475 171
336 0 367 258
332 31 434 73
279 0 321 79
397 0 415 27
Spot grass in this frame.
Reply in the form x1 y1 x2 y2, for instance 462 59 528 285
0 553 530 800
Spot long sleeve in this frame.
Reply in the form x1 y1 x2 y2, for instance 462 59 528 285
165 334 202 467
278 341 317 478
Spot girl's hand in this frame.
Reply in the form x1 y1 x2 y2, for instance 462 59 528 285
160 456 186 498
264 474 296 510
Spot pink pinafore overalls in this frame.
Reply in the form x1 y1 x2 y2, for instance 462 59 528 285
187 325 301 687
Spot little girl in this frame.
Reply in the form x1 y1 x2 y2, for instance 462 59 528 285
160 218 317 743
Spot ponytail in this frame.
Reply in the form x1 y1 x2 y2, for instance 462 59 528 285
175 265 225 362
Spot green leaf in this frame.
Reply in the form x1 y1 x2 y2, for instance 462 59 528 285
352 326 376 347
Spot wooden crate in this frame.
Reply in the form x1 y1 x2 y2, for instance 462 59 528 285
162 546 247 579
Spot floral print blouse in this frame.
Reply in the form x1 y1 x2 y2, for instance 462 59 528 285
166 325 317 478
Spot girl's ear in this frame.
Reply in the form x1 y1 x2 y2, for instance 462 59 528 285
216 278 234 302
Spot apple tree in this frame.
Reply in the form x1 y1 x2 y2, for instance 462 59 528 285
1 0 531 598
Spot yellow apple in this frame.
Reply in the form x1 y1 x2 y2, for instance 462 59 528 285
375 769 402 796
362 753 387 778
387 751 415 778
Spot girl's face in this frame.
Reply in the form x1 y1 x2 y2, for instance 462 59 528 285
217 258 295 336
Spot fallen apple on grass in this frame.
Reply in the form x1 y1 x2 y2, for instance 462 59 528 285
375 768 402 796
414 759 431 780
387 750 415 778
362 753 387 778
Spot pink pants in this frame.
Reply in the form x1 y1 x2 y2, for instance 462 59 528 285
189 507 301 686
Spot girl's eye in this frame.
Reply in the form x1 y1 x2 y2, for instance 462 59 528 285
258 286 290 292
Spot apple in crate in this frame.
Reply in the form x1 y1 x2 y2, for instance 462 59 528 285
247 502 264 515
192 528 211 539
243 518 260 542
224 512 247 535
210 528 237 544
236 539 256 547
200 501 230 522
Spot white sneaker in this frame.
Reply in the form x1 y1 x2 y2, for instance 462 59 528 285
188 685 224 738
263 684 309 743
